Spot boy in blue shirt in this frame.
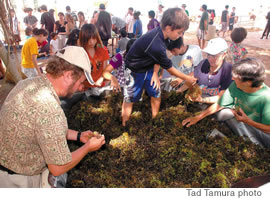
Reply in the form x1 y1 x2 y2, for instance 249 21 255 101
122 7 197 126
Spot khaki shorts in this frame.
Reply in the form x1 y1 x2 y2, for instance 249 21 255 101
0 168 51 188
221 22 228 32
197 29 206 40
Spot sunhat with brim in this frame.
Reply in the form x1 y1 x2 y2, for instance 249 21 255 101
203 38 228 55
56 46 94 85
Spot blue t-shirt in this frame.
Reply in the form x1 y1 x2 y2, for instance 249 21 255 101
125 27 172 73
133 19 143 38
194 59 232 97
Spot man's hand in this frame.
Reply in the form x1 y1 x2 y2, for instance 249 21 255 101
80 130 101 143
151 72 160 90
182 115 201 127
232 108 249 123
86 135 105 152
170 78 183 88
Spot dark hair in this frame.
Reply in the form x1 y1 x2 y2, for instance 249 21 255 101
128 7 134 12
66 29 80 46
161 8 189 31
46 56 83 80
24 7 33 13
66 6 71 11
49 9 55 14
40 5 47 11
120 29 127 37
232 57 265 87
58 12 64 17
225 5 229 9
148 10 155 18
202 4 207 11
25 27 33 36
124 38 136 58
79 24 103 50
78 11 85 19
134 11 141 19
230 27 247 43
32 28 48 36
50 32 58 38
92 10 98 18
99 3 105 9
96 11 112 40
167 37 184 50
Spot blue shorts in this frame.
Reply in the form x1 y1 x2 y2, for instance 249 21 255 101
124 68 161 102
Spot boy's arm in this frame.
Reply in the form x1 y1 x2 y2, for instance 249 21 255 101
151 64 161 90
166 67 197 87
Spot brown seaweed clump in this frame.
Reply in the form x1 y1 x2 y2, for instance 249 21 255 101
66 91 270 188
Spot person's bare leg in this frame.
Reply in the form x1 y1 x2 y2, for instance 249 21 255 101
151 97 161 118
122 101 134 126
197 37 201 48
202 39 206 49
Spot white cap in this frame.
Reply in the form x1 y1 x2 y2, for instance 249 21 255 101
203 38 228 55
56 46 94 85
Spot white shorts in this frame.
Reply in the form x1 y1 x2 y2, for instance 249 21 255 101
197 29 206 40
22 67 38 78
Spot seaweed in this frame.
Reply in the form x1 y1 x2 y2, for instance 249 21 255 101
65 91 270 188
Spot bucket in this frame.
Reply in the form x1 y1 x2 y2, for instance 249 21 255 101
206 25 216 41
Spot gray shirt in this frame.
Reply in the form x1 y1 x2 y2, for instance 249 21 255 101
117 37 129 52
111 16 126 29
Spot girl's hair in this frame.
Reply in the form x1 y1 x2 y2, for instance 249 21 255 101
66 29 80 46
79 24 103 50
32 28 48 36
58 12 64 17
230 27 247 43
161 8 189 31
124 38 136 58
78 11 85 20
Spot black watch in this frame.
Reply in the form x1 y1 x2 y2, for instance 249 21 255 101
77 132 81 143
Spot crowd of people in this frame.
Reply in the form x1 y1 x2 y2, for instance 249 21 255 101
0 3 270 188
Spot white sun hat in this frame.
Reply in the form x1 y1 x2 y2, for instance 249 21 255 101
203 38 228 55
56 46 94 85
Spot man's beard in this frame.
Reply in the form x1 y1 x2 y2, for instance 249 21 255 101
65 83 76 98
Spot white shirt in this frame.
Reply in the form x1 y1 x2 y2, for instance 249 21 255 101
163 45 203 78
50 39 59 54
125 14 135 33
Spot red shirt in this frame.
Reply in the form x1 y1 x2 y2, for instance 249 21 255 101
84 45 110 88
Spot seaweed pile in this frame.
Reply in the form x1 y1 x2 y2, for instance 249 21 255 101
66 91 270 188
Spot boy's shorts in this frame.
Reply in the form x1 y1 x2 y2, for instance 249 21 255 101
123 68 161 103
197 29 206 40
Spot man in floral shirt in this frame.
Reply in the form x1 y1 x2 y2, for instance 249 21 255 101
0 46 105 187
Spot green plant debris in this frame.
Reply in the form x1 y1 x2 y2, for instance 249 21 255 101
66 91 270 188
